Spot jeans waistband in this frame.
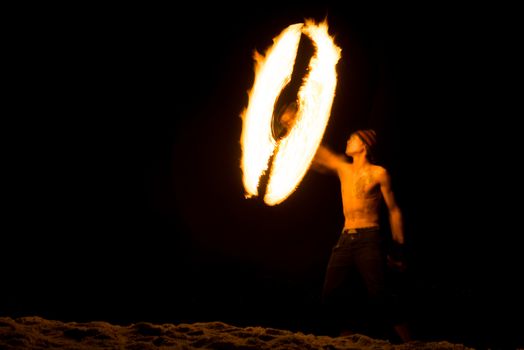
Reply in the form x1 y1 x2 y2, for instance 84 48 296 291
342 226 379 234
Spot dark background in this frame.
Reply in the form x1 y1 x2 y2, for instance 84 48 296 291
3 3 521 349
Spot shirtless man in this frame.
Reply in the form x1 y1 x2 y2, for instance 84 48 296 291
313 129 411 342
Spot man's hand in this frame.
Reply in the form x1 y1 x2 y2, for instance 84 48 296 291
387 254 407 272
387 242 407 272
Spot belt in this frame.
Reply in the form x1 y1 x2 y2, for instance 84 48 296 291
342 226 379 234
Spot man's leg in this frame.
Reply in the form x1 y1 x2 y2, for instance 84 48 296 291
354 235 389 338
321 237 355 336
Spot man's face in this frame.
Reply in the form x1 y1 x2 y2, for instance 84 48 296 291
345 134 365 156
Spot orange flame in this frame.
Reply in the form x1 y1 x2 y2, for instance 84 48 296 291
241 20 341 205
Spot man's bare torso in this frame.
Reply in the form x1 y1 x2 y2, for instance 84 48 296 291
338 163 383 229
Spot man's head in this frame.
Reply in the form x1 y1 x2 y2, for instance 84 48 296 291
345 129 377 161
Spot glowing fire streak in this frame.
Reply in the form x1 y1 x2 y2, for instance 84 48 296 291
241 20 341 205
240 23 303 197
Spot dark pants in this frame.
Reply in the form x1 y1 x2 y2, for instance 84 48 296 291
321 227 391 334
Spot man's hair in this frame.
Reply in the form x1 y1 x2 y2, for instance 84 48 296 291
352 129 377 162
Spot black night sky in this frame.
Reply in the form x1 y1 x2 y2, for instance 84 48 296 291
3 3 521 349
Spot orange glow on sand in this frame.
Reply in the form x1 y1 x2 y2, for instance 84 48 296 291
240 20 341 205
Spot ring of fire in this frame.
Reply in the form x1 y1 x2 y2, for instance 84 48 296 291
240 20 341 205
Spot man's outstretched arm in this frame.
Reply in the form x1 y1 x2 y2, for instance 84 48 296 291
311 145 346 174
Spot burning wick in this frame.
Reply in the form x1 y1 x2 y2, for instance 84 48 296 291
272 101 299 140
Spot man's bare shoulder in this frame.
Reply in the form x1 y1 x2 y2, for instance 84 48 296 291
370 164 389 180
370 164 387 173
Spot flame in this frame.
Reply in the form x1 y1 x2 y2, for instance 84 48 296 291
241 20 341 205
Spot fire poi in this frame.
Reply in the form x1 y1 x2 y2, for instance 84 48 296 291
240 20 341 205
